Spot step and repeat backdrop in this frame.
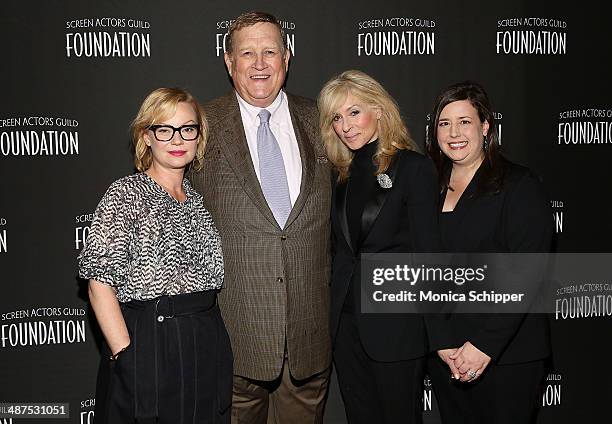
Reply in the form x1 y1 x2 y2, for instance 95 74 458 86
1 0 611 423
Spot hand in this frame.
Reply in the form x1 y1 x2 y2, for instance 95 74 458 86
449 341 491 382
110 342 131 357
437 348 462 380
89 280 131 360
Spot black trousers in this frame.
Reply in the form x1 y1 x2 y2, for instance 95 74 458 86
94 291 233 424
428 355 548 424
333 312 426 424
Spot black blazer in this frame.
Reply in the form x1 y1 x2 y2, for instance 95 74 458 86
330 149 441 361
429 158 553 364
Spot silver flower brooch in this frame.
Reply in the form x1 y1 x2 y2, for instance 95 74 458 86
377 173 393 189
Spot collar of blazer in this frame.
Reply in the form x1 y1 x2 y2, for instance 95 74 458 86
215 91 315 231
336 152 401 252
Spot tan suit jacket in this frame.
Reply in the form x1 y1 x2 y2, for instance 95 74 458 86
190 91 332 381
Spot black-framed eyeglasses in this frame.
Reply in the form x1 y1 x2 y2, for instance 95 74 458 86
148 124 200 142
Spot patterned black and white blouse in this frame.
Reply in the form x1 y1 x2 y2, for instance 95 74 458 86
78 173 224 302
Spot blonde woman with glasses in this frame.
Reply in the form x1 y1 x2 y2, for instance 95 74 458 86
78 88 232 424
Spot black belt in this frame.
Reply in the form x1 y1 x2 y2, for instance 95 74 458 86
122 290 218 423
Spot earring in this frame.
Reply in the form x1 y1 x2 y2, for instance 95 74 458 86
483 135 489 151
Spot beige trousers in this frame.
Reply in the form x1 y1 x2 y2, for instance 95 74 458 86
231 360 330 424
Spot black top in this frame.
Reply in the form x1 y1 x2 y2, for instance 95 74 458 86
346 140 379 251
439 210 454 250
343 141 379 313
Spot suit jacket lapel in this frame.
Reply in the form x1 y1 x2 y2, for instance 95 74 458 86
284 94 315 229
217 93 279 228
334 179 352 252
359 154 401 247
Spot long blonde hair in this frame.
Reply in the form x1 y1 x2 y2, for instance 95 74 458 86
131 87 208 172
318 70 417 181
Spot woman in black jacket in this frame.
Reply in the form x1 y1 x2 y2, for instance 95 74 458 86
426 81 553 424
318 70 440 424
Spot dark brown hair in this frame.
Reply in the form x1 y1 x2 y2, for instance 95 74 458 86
426 81 504 195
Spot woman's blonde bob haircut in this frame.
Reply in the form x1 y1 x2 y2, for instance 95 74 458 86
318 70 417 181
131 87 208 172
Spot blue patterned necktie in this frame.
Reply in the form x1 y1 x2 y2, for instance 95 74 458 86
257 109 292 228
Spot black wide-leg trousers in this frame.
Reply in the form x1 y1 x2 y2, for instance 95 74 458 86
94 291 233 424
333 312 426 424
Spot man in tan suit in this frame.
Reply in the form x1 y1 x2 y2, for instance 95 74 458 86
190 11 331 423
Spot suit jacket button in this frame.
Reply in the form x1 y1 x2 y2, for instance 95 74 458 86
281 235 287 240
276 277 284 283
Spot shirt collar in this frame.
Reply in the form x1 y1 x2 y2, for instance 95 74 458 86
235 90 285 127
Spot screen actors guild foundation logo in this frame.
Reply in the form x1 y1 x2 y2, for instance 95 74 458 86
75 213 94 251
542 373 562 406
557 108 612 145
80 398 95 424
555 282 612 320
0 218 6 253
0 117 79 156
0 307 87 348
551 200 564 234
357 16 436 56
215 18 296 57
65 17 151 58
496 17 567 55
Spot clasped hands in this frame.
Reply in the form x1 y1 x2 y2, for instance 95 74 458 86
438 341 491 382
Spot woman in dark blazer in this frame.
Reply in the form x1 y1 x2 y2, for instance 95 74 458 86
425 81 553 423
318 70 441 424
